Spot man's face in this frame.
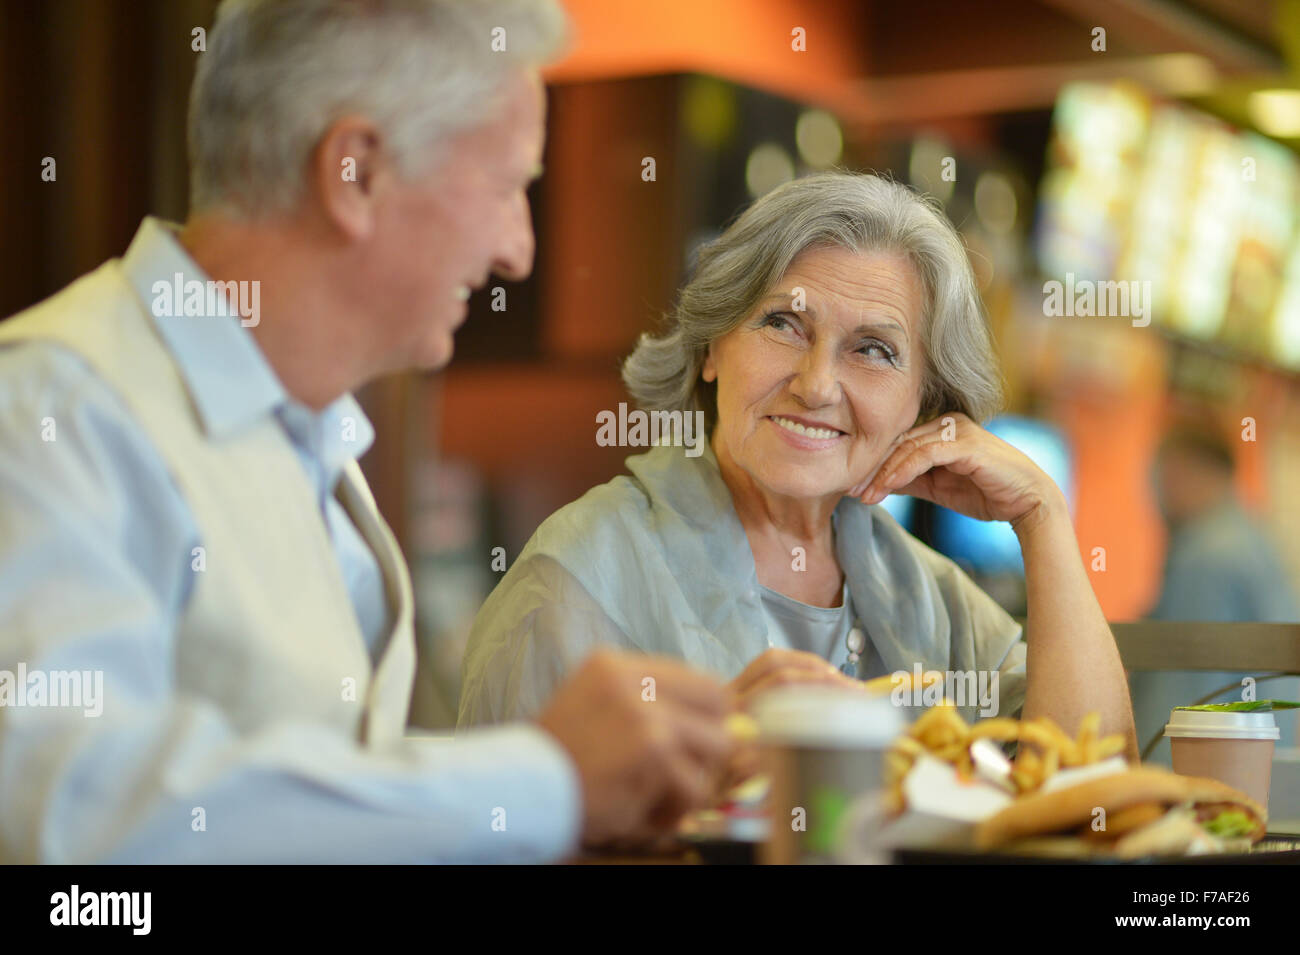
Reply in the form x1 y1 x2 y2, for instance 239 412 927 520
367 69 546 371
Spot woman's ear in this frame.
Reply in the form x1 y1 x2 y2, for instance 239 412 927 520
701 344 717 383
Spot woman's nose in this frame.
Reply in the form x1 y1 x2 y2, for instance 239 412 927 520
789 346 839 407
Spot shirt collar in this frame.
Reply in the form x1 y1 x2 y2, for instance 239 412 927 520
118 216 374 465
121 216 285 439
276 396 376 493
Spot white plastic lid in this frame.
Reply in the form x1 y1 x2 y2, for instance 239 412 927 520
1163 708 1280 740
751 686 903 749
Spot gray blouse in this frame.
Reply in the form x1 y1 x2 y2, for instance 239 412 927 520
458 440 1027 727
761 581 855 668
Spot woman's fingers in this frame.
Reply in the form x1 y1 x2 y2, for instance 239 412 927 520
848 425 928 498
735 665 859 710
730 648 842 695
856 418 968 503
862 431 972 504
855 413 1059 525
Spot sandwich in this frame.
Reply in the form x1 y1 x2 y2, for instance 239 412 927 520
974 767 1267 857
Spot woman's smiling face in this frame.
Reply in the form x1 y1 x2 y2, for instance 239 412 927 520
703 245 927 501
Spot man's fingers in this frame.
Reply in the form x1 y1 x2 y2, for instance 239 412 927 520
720 744 762 793
659 702 735 770
636 655 731 716
643 746 713 831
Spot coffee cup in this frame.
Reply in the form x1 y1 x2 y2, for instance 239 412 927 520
752 686 902 864
1163 707 1279 810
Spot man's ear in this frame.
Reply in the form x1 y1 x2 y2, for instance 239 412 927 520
311 115 389 242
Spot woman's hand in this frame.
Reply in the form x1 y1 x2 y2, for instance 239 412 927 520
720 649 864 793
850 412 1064 530
728 648 862 712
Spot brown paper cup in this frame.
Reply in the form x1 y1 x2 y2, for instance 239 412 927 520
751 686 902 864
1164 709 1279 810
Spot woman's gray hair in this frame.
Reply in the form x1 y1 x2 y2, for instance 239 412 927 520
623 171 1003 429
188 0 569 218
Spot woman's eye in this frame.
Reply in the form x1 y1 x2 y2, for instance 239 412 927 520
761 312 797 332
858 340 898 363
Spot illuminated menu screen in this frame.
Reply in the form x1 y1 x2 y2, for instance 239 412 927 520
1037 82 1300 370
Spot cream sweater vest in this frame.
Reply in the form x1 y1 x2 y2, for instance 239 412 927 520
0 261 416 748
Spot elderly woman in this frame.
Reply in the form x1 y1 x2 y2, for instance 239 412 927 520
459 171 1138 755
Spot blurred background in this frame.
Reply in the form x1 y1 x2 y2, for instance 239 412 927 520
5 0 1300 743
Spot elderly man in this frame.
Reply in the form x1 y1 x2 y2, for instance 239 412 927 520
0 0 733 862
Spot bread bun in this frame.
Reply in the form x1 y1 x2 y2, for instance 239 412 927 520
974 768 1265 850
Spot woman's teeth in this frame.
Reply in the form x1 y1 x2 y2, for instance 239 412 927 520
770 415 841 440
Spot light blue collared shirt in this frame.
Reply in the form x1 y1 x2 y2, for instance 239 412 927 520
0 218 580 862
121 218 392 661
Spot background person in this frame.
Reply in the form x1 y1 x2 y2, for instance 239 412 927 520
1130 421 1300 763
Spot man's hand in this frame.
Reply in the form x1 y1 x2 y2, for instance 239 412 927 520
536 650 734 848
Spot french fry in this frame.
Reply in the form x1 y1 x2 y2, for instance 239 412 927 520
892 735 926 758
922 706 967 749
1077 712 1100 752
1022 717 1080 766
724 712 759 742
969 718 1019 741
1036 716 1076 749
1042 744 1060 779
1016 722 1059 753
885 751 913 783
910 708 951 747
904 709 935 739
933 741 967 762
924 724 960 750
862 673 899 696
1010 767 1038 792
1015 748 1042 790
1095 734 1126 760
956 749 973 780
882 785 905 814
883 706 1123 809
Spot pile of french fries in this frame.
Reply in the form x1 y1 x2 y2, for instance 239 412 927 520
882 703 1127 813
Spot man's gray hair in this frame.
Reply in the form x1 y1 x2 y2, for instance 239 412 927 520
623 171 1003 430
188 0 569 218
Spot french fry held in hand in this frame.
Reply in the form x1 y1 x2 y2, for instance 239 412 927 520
882 704 1128 813
724 712 760 742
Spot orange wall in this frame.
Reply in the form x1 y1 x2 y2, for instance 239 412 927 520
546 0 872 105
1060 388 1168 621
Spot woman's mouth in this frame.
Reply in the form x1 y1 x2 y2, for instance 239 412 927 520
767 415 847 446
